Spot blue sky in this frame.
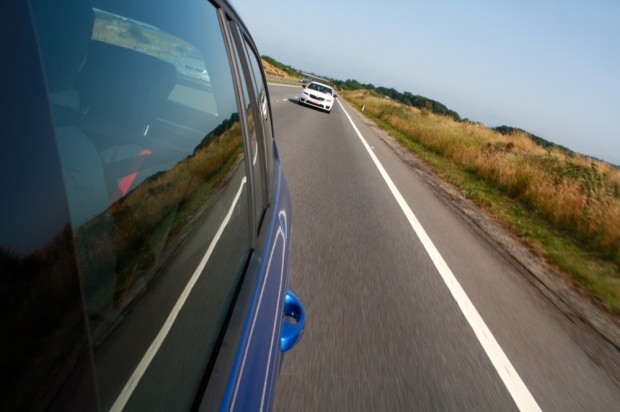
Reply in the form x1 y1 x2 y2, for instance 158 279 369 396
232 0 620 165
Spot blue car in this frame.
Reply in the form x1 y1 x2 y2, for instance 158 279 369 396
1 0 303 410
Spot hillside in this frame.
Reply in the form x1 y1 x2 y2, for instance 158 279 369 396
261 55 301 80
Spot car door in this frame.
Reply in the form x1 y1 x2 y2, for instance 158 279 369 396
198 6 302 411
3 0 302 410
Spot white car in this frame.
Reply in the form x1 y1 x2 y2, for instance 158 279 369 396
298 81 337 113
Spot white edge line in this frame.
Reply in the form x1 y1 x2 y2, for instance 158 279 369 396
337 99 542 412
110 176 247 412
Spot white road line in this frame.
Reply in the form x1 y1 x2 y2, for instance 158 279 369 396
253 140 258 166
111 177 248 412
267 83 299 88
337 99 542 412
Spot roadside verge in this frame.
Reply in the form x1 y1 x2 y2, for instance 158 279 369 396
339 96 620 387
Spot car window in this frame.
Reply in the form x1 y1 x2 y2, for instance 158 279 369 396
228 22 266 233
307 82 328 94
30 0 251 410
240 34 275 185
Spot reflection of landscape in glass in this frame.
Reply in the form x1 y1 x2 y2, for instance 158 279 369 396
76 114 243 337
3 8 234 407
91 8 209 81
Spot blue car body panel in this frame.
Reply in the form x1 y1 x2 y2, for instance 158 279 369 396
221 162 293 411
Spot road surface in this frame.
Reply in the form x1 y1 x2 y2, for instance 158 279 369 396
269 84 620 411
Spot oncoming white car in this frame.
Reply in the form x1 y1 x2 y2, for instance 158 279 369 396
298 81 337 113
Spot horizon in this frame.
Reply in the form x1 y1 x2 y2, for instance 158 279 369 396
232 0 620 165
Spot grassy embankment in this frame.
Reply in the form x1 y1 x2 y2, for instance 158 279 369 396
342 89 620 314
261 56 302 81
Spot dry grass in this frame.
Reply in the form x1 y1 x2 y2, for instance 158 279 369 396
344 89 620 311
261 58 298 79
346 90 620 263
116 123 243 280
75 121 245 310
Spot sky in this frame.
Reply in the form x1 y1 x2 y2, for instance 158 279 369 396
231 0 620 165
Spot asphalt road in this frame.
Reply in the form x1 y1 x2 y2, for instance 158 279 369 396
269 84 620 411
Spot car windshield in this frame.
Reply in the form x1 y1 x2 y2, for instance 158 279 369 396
308 82 332 95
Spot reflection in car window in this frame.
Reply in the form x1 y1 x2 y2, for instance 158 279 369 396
229 22 265 232
30 0 251 409
241 34 275 192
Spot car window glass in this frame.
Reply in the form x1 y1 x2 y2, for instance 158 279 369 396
30 0 250 409
241 36 274 179
243 36 273 143
0 11 97 406
229 22 266 230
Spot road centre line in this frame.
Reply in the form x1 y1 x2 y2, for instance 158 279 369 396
337 99 542 412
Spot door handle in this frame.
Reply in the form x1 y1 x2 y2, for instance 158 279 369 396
280 290 305 352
